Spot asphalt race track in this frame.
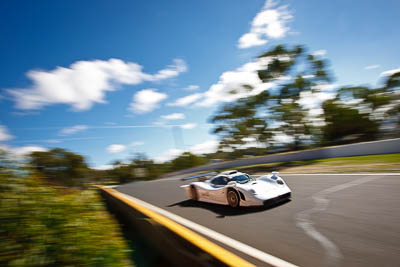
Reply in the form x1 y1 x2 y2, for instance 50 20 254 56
116 174 400 267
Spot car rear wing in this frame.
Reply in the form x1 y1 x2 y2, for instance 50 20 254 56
181 171 219 181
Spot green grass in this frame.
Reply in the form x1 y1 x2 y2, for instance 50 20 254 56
313 153 400 164
0 172 134 267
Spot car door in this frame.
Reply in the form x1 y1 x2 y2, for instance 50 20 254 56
209 176 229 204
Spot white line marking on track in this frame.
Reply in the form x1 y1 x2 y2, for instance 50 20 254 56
295 175 383 267
113 189 298 267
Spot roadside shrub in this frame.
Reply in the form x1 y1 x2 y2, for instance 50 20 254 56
0 168 133 266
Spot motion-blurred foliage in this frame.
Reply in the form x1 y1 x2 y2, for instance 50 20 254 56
30 148 89 187
0 151 133 266
210 44 400 155
27 149 209 185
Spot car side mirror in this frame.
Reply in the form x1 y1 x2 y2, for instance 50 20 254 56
227 181 236 186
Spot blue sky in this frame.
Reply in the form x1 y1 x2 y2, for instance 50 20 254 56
0 0 399 168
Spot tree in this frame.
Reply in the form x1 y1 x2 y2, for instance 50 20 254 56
211 44 333 152
130 153 166 180
262 47 332 149
106 160 134 184
29 148 89 186
321 99 379 144
320 81 398 144
211 91 271 154
170 152 207 171
383 71 400 135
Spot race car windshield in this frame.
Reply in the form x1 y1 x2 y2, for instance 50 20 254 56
230 174 253 184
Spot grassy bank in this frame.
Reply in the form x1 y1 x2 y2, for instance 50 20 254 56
223 153 400 174
0 171 134 266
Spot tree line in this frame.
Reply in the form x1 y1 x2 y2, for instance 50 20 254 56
26 149 208 186
210 44 399 158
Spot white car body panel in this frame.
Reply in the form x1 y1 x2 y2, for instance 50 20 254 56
181 171 291 207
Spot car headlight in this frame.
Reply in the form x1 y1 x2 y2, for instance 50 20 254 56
249 189 256 194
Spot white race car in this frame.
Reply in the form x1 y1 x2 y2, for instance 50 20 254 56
180 170 291 208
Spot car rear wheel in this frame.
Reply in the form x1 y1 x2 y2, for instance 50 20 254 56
190 185 198 201
227 190 240 208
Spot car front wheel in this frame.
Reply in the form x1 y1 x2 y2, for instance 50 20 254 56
227 190 240 208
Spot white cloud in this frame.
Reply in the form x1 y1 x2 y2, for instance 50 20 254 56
311 50 327 57
194 57 278 107
59 125 88 136
149 59 187 80
154 148 184 163
105 141 142 154
0 125 13 142
92 164 115 170
161 113 185 120
129 89 167 113
0 144 47 158
298 86 336 123
8 58 186 111
380 67 400 77
0 144 9 152
237 137 267 150
185 85 199 91
13 145 47 155
312 83 336 92
238 0 293 49
197 70 272 107
168 93 203 107
169 57 285 108
106 144 126 154
189 140 219 155
180 123 197 129
154 140 219 163
298 89 336 110
238 33 268 49
130 141 144 147
364 64 380 70
274 133 294 143
309 108 324 116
